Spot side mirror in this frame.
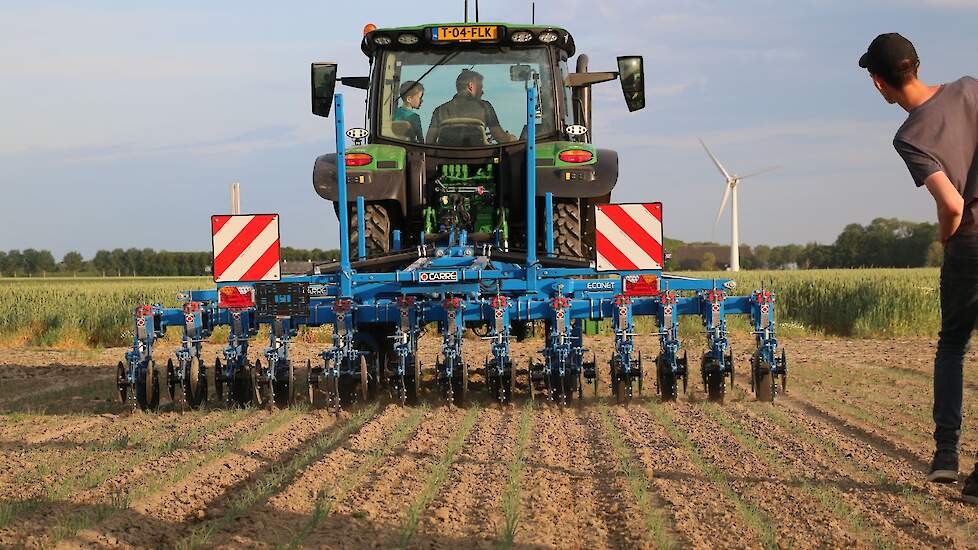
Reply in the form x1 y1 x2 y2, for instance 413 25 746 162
616 56 645 112
510 64 532 82
311 63 338 117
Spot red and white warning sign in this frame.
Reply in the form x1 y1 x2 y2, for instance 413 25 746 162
211 214 281 283
595 203 663 272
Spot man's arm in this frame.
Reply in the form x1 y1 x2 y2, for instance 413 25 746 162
489 126 516 144
425 109 440 144
483 101 515 143
923 171 964 243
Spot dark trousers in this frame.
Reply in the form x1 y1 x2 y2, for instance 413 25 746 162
934 233 978 453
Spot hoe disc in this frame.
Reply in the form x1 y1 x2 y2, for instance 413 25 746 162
656 355 678 402
116 361 128 403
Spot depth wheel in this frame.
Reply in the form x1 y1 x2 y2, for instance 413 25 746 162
228 363 253 408
183 357 207 409
656 355 678 402
705 367 725 403
135 361 160 412
273 360 295 409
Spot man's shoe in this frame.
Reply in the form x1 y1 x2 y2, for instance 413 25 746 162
927 450 959 483
963 468 978 504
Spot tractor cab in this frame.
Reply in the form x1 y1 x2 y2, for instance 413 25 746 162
311 23 646 259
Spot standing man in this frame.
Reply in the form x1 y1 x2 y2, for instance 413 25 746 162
860 32 978 501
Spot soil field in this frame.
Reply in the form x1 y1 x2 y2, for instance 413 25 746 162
1 334 977 549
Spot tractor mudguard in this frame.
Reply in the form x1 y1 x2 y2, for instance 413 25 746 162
535 148 617 198
313 154 408 216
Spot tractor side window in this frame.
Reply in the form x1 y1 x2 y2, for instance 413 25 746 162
378 47 556 147
558 59 575 128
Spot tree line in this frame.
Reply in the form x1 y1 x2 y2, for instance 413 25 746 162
668 217 940 270
0 218 941 276
0 247 340 277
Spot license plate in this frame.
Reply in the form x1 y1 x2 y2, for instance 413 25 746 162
431 25 497 42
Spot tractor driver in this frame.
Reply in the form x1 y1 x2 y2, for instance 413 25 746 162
426 69 517 146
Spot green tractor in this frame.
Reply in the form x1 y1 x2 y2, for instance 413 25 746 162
311 22 645 260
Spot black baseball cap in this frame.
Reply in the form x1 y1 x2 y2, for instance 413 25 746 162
858 33 919 73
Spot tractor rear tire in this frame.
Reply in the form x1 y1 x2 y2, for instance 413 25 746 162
554 201 584 258
348 203 393 258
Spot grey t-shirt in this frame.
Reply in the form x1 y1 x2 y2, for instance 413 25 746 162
893 76 978 236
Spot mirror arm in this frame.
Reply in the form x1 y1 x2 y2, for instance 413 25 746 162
565 71 618 87
340 76 370 90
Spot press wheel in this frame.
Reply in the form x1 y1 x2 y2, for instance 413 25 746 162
273 360 294 409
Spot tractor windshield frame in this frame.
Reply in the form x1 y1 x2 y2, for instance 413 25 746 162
368 45 568 150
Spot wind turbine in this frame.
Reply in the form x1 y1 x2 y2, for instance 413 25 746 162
699 138 780 271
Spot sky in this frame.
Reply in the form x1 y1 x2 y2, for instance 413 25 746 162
1 0 976 259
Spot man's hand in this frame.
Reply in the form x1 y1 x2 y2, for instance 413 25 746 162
923 171 964 243
489 126 516 144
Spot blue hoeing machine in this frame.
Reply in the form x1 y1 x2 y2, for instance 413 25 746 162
116 89 787 412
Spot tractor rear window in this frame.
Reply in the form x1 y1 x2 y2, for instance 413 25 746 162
378 47 556 147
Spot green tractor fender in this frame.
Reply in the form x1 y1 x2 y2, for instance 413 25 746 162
535 147 618 199
312 147 409 216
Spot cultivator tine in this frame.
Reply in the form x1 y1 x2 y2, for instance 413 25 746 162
391 296 420 406
214 358 225 402
700 289 730 402
166 359 177 401
261 316 297 409
484 295 514 405
439 296 466 405
749 289 784 402
609 294 641 405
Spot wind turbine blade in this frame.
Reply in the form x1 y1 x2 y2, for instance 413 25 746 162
699 138 732 181
739 165 782 179
713 183 732 232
